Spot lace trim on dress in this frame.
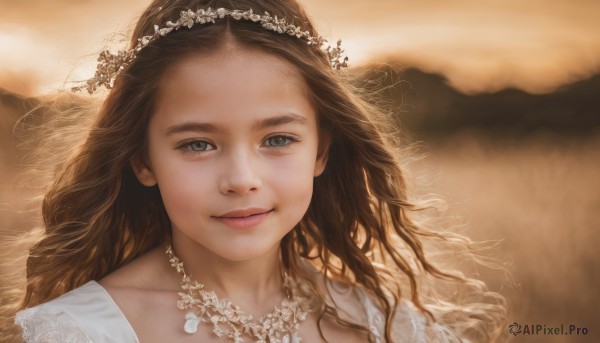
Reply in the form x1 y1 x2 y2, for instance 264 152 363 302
15 306 93 343
356 289 463 343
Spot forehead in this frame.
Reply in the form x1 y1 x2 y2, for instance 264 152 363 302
153 46 315 128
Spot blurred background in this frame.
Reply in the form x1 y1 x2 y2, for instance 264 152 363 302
1 0 599 342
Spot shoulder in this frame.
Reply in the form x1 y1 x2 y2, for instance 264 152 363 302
15 281 138 343
352 287 463 343
99 244 176 290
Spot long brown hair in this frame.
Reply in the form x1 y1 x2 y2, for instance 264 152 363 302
4 0 508 341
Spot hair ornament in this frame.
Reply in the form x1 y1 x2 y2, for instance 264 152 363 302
72 7 349 94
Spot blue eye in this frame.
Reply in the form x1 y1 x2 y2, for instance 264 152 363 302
180 140 214 152
190 141 208 151
265 135 296 148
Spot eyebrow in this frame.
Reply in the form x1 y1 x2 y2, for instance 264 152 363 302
165 113 308 135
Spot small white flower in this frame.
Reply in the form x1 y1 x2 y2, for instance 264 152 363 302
179 9 197 28
231 10 243 20
140 36 151 46
158 27 173 36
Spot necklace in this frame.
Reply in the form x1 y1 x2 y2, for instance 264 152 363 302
165 244 310 343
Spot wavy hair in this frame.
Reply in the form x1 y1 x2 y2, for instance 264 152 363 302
1 0 508 341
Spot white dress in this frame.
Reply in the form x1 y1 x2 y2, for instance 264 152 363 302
15 281 460 342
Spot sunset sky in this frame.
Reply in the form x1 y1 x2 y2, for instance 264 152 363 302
1 0 599 95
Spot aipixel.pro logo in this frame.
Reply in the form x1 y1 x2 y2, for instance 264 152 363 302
509 322 588 336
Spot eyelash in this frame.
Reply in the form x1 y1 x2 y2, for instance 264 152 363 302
263 135 299 148
179 140 215 153
177 134 299 153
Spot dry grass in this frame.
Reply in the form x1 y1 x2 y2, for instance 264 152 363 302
407 130 600 342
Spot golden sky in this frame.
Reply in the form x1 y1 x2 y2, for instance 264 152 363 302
1 0 599 95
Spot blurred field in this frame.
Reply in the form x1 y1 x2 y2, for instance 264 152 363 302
410 131 600 342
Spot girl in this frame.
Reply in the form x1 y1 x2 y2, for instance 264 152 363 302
5 0 507 341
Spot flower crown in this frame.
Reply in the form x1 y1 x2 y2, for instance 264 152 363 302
73 7 349 94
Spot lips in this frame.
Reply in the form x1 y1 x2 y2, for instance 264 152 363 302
212 208 273 230
216 208 272 218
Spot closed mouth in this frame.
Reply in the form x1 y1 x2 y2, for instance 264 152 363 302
215 208 273 218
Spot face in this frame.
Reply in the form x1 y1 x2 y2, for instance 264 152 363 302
131 45 327 262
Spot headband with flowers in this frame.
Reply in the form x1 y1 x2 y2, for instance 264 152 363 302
73 7 349 94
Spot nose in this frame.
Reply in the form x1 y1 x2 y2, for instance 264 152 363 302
218 148 262 195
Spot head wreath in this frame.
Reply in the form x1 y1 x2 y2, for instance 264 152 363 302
73 7 349 94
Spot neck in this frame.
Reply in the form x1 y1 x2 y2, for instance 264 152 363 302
166 235 284 305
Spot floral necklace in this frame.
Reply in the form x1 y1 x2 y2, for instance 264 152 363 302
165 245 310 343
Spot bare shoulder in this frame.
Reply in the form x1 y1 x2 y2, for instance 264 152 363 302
99 244 177 291
97 245 187 342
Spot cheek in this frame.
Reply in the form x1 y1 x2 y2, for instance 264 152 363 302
160 175 207 206
268 153 317 213
151 156 213 215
